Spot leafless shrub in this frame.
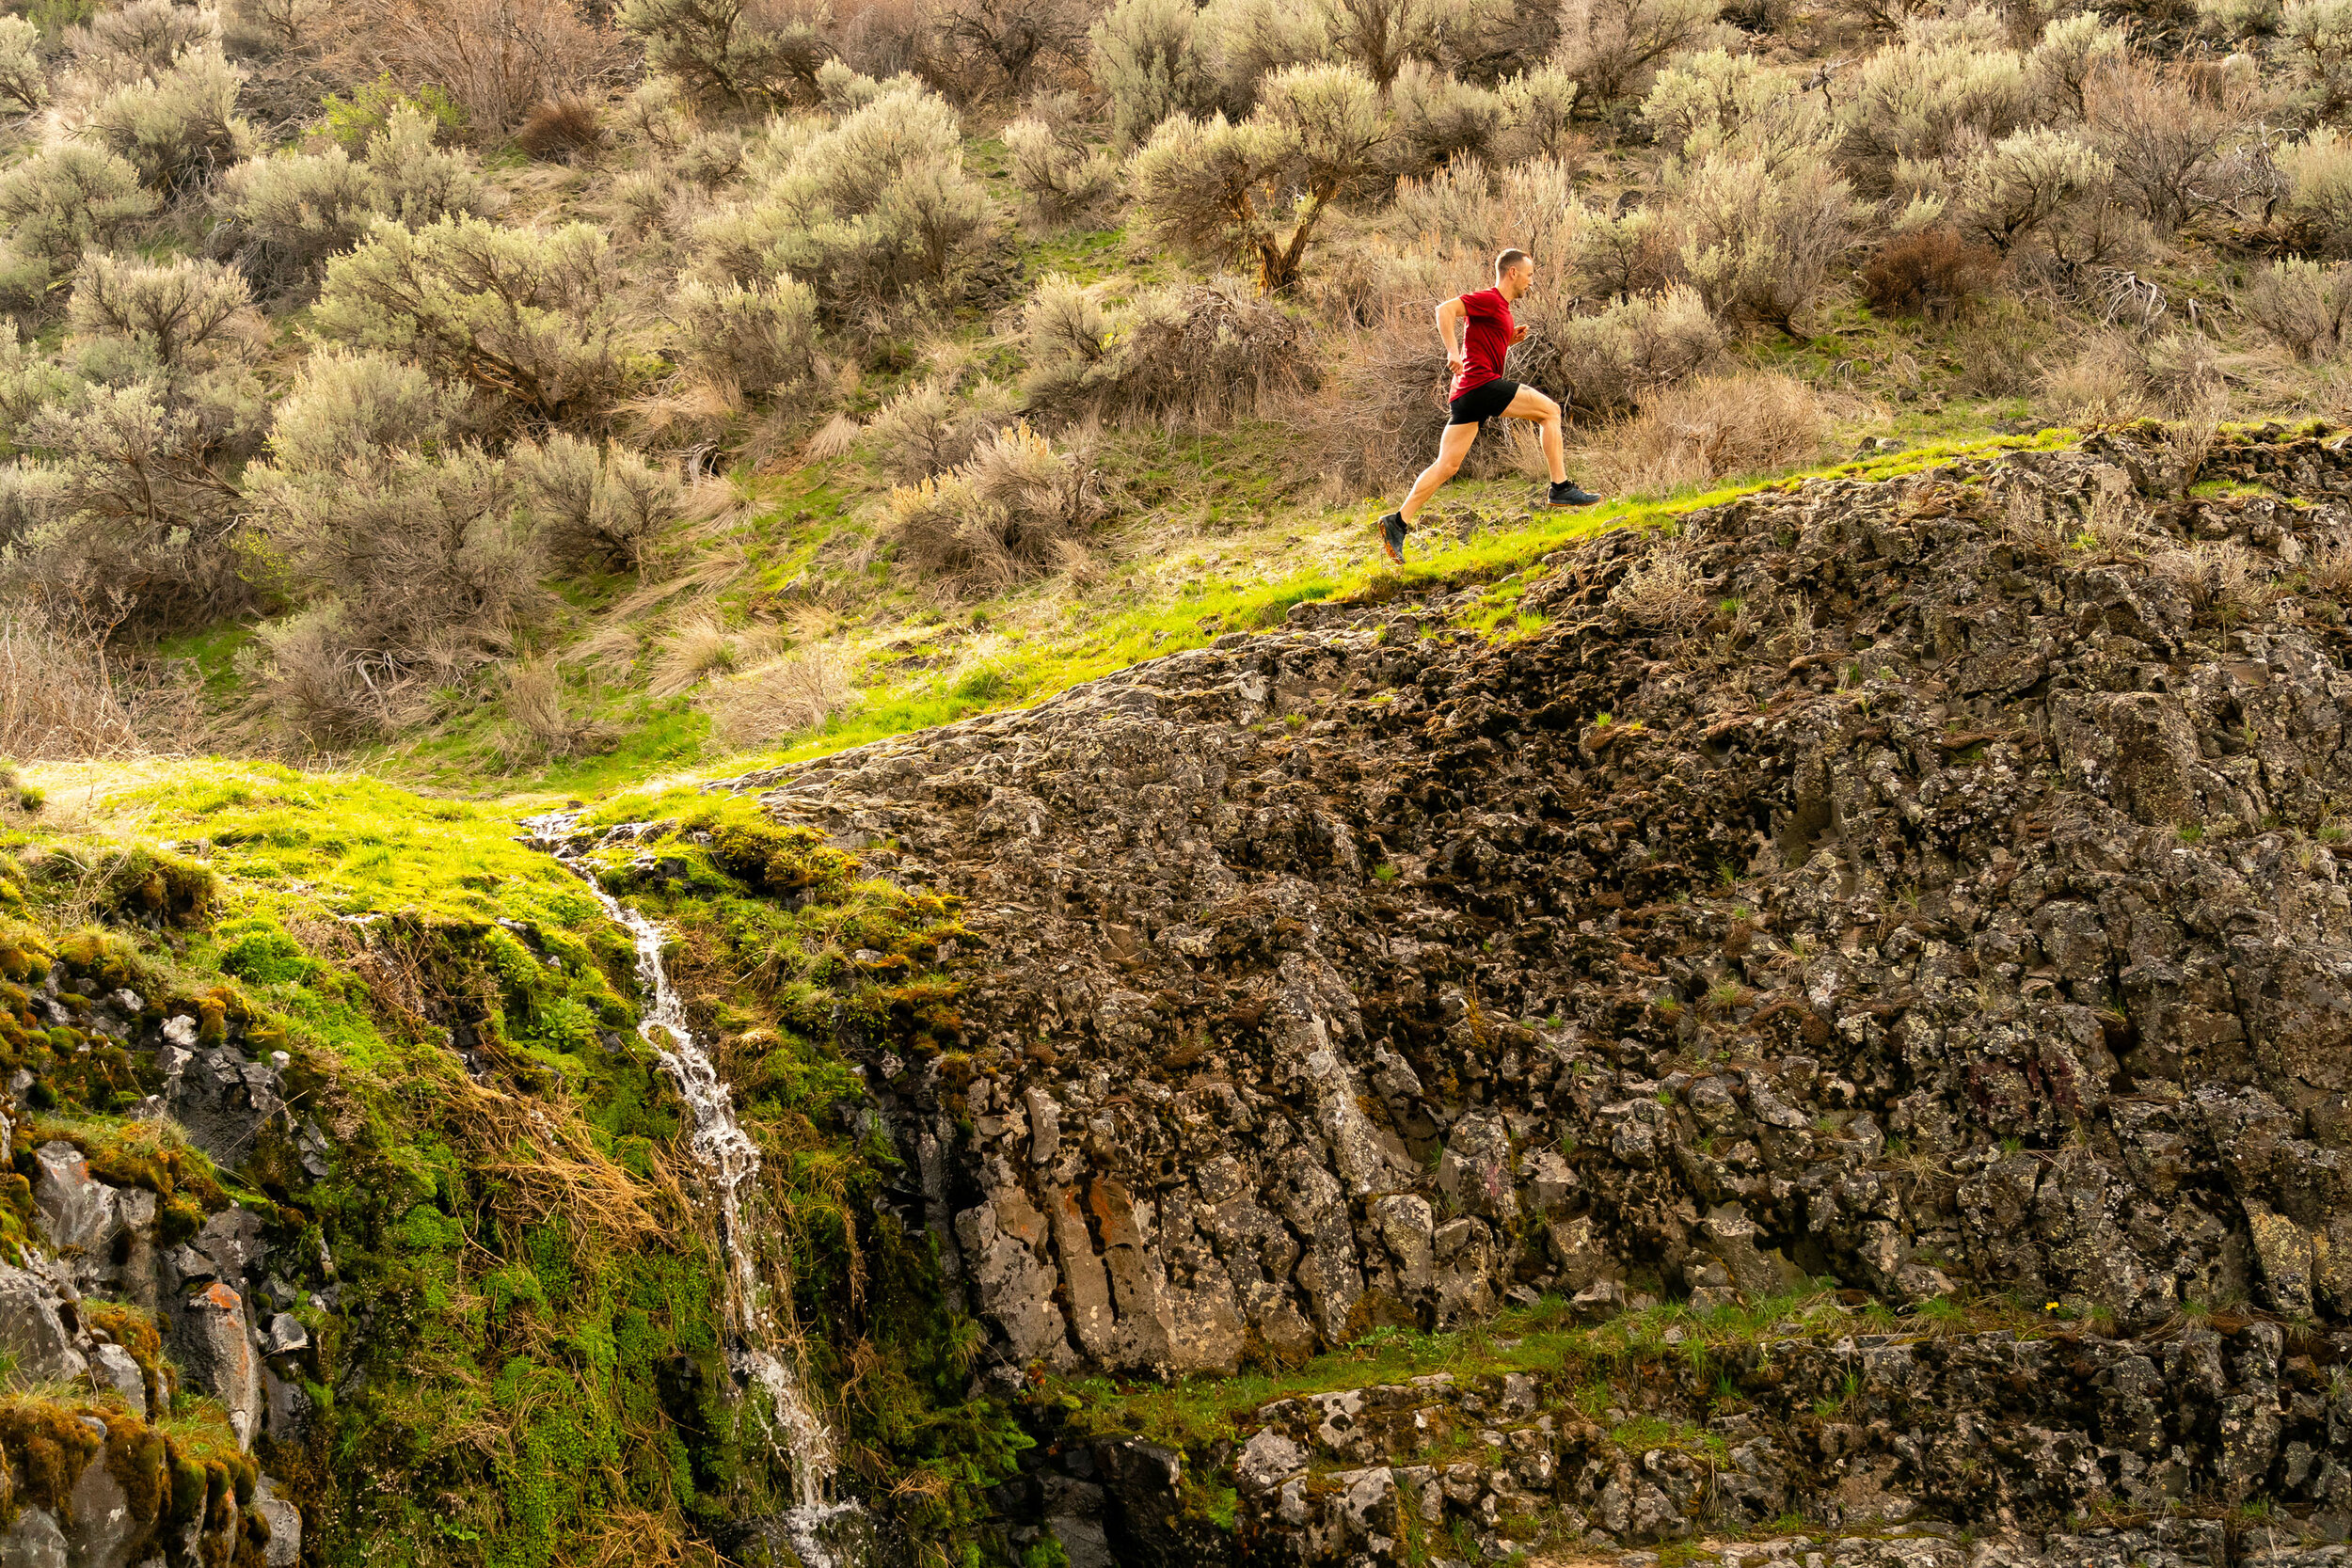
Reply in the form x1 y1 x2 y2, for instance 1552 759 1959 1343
887 422 1106 592
701 641 855 745
2239 258 2352 358
2086 58 2242 230
1557 0 1729 109
1596 372 1830 495
1607 539 1710 627
0 607 201 759
240 604 437 743
345 0 626 136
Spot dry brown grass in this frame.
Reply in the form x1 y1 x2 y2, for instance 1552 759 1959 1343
804 413 862 460
701 643 856 746
2150 537 2276 621
648 614 779 698
2310 531 2352 594
500 659 614 763
1594 372 1830 496
1606 540 1710 629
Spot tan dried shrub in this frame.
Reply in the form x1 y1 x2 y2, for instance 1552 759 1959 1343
1596 372 1830 495
1607 540 1710 628
501 657 613 762
702 642 855 745
2150 537 2275 620
887 422 1106 592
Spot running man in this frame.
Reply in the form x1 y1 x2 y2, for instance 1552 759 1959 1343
1378 248 1598 564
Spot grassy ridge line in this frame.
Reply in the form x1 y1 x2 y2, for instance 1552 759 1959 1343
579 427 2077 827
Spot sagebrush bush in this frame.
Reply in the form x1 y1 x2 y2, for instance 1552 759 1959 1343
248 351 544 676
1672 149 1860 332
672 275 818 396
692 80 991 309
888 423 1105 591
1836 24 2030 188
68 252 251 369
513 433 680 577
1021 274 1311 425
220 102 508 295
1577 204 1682 300
1951 126 2111 251
4 381 249 633
1129 63 1386 292
65 0 221 92
2277 0 2352 113
1004 106 1120 227
1089 0 1223 148
1530 284 1724 418
316 214 634 428
621 0 828 106
0 148 158 311
1859 228 2001 318
1597 372 1829 494
1389 59 1508 174
2027 10 2127 118
1643 46 1836 169
80 43 254 196
2240 258 2352 357
1555 0 1726 109
864 375 1020 483
1498 67 1583 161
0 16 48 114
2280 126 2352 253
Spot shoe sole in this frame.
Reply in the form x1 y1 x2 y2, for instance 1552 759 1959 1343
1538 496 1601 508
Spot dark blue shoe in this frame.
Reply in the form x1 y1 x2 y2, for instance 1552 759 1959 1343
1378 512 1407 563
1545 481 1601 507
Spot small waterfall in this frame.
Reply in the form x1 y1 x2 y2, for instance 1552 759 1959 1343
522 814 864 1556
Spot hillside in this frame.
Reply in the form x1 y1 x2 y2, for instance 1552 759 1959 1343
0 420 2347 1567
2 0 2352 1563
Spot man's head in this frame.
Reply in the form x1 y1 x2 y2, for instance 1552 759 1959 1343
1495 247 1533 299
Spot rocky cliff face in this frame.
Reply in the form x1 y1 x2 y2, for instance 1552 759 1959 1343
0 968 306 1566
710 424 2352 1563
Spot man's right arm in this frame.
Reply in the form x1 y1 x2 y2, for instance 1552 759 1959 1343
1436 296 1466 378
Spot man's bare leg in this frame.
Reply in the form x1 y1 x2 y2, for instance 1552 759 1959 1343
1380 422 1481 563
1502 385 1568 485
1503 386 1599 508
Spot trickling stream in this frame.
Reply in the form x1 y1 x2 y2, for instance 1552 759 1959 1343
521 814 865 1560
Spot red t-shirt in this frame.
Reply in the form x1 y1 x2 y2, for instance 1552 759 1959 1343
1452 288 1514 399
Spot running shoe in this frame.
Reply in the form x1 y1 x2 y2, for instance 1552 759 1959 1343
1543 481 1602 507
1378 512 1408 563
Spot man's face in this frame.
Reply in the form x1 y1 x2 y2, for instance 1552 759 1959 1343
1502 260 1534 298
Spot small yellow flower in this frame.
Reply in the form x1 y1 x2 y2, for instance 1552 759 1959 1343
2044 1302 2059 1311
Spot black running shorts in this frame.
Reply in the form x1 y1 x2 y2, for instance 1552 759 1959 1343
1448 377 1518 425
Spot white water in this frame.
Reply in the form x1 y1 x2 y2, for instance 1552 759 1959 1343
522 814 855 1548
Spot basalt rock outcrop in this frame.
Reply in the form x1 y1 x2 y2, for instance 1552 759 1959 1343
717 425 2352 1560
0 967 308 1566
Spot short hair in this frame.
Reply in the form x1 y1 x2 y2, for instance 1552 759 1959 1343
1496 247 1531 281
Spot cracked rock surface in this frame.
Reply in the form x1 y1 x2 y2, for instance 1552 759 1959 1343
724 426 2352 1561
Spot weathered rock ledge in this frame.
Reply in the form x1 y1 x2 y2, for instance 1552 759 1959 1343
712 425 2352 1562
